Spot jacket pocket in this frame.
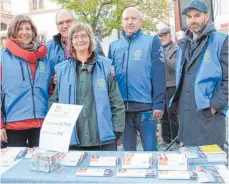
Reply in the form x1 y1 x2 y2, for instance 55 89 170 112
198 108 215 120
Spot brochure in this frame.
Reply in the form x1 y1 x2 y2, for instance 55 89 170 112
195 166 225 183
88 156 118 167
157 153 188 171
76 168 113 177
60 151 87 167
158 171 197 180
116 169 156 178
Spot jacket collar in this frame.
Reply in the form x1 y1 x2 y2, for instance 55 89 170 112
53 33 62 45
122 29 142 42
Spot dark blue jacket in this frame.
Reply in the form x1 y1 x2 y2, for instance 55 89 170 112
108 30 166 110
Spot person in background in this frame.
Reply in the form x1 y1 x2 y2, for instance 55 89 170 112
158 27 179 145
0 15 51 147
54 22 125 151
171 0 228 148
108 7 166 151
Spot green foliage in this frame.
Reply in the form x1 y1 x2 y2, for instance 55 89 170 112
52 0 169 37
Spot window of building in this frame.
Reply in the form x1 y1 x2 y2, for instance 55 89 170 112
0 22 7 31
31 0 44 11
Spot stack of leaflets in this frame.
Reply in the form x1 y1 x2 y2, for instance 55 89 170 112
1 147 28 161
60 151 87 167
180 146 207 163
76 168 113 177
88 156 119 167
198 144 227 163
158 171 197 180
0 147 28 174
116 169 156 178
195 166 225 183
157 153 188 171
121 152 153 169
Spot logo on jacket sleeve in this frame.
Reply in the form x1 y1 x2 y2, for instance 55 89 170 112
133 50 142 60
97 79 107 90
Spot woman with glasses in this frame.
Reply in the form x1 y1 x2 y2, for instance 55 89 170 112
0 15 51 147
54 22 125 151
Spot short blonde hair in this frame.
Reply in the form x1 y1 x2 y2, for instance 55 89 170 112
7 15 38 41
68 22 95 54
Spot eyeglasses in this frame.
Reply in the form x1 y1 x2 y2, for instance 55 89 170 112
72 34 89 41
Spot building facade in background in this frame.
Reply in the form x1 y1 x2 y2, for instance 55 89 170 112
0 0 61 47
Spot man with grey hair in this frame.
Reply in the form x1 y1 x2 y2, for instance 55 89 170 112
171 0 228 147
47 9 105 107
158 27 179 145
108 7 166 151
47 9 104 73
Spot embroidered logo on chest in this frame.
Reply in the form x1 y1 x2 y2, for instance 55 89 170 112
133 50 142 60
39 61 45 70
203 50 211 63
97 79 107 90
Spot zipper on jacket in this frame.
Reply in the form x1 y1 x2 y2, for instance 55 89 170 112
20 62 25 81
68 84 72 104
25 63 36 119
126 39 131 111
122 52 125 70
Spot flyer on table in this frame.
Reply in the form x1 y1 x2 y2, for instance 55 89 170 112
39 103 83 153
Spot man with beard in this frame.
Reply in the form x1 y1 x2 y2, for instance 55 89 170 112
171 0 228 148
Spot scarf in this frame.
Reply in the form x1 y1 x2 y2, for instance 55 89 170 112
5 39 47 63
5 39 47 79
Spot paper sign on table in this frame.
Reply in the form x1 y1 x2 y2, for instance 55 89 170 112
39 103 83 153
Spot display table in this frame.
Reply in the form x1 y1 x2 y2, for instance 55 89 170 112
1 151 227 183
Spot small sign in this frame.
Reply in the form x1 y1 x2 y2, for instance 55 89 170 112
39 103 83 153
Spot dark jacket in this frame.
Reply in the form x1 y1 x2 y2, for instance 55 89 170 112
163 41 177 87
173 22 228 146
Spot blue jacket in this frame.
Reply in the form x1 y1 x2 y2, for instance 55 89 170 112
108 30 166 110
1 48 51 122
46 34 102 74
175 32 228 115
54 56 116 145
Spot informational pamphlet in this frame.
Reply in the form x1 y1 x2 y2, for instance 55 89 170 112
180 146 207 163
1 147 27 161
76 168 113 177
39 103 83 153
88 156 118 167
121 156 152 169
60 151 87 167
195 166 225 183
158 171 197 180
0 159 21 175
157 153 188 171
116 169 156 178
